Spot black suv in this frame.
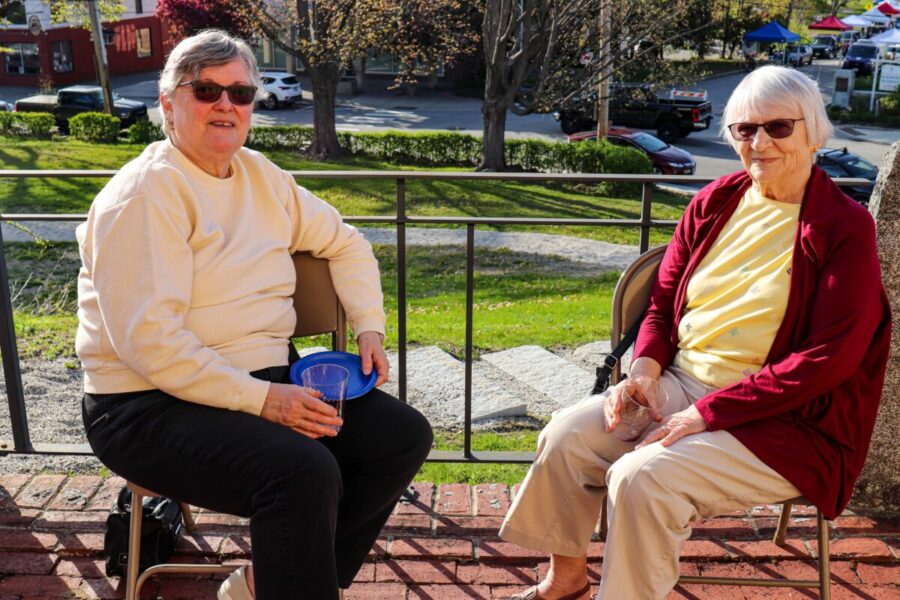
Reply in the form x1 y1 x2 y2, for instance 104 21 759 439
811 35 839 58
816 147 878 205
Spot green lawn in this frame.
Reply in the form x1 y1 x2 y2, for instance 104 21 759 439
0 136 685 246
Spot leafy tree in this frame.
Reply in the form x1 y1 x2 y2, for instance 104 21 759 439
154 0 255 40
479 0 710 171
370 0 481 90
231 0 478 159
46 0 124 26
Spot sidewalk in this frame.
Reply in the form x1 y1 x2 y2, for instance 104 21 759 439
0 474 897 599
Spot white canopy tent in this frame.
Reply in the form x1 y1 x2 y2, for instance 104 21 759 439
861 7 891 25
871 28 900 44
841 15 874 27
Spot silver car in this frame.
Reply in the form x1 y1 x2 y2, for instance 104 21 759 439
785 44 814 66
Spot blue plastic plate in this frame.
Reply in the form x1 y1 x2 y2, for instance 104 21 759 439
289 351 377 400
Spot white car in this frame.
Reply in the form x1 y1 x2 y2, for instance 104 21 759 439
0 100 12 112
258 71 303 110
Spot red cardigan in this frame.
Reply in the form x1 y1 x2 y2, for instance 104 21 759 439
634 167 891 520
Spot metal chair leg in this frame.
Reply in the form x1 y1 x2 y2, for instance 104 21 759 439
773 501 792 545
599 495 608 540
179 502 196 532
818 509 831 600
125 488 144 600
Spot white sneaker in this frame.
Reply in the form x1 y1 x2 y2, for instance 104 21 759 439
218 565 254 600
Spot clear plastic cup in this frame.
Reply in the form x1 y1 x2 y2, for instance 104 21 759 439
612 377 668 442
301 364 349 433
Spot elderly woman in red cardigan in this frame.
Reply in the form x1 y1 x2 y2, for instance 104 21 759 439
500 65 891 600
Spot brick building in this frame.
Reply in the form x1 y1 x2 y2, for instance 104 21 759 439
0 0 172 88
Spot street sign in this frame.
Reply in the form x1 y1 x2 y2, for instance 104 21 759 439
879 63 900 92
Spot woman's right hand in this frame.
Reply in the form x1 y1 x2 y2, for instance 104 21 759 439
260 382 343 439
603 357 662 434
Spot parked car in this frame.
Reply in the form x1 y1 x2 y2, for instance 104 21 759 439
842 41 880 75
838 30 862 55
14 86 147 131
258 71 303 109
569 127 697 175
554 84 713 143
810 35 839 58
784 44 814 66
0 100 12 112
815 147 878 205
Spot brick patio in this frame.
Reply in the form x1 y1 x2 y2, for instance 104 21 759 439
0 474 897 599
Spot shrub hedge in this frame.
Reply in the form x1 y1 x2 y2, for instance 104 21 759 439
127 119 165 144
2 121 652 177
0 112 55 138
69 112 121 143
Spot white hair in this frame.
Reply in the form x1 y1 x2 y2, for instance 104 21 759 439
721 66 833 149
158 29 260 136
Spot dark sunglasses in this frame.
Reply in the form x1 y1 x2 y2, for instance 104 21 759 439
177 80 258 106
727 118 804 141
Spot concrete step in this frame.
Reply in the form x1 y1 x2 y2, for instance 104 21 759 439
481 345 596 412
383 346 528 427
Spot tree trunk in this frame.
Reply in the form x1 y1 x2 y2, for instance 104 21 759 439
353 57 366 89
479 99 508 171
308 65 345 160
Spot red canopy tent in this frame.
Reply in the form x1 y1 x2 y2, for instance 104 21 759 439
877 2 900 15
808 15 853 30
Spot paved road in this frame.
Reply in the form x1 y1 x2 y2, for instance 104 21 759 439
1 61 896 179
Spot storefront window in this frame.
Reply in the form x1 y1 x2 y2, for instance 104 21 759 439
363 52 444 77
5 42 40 75
52 40 73 73
254 39 288 70
137 27 152 57
0 0 26 25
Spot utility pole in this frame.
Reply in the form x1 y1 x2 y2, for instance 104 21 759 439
87 0 114 115
596 0 611 140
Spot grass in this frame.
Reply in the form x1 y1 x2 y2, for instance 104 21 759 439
0 136 685 247
415 428 542 485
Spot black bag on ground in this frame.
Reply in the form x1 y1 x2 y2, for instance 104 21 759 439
104 486 184 577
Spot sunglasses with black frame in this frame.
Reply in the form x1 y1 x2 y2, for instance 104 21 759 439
727 118 804 142
177 80 258 106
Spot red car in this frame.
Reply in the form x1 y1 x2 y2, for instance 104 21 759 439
569 127 697 175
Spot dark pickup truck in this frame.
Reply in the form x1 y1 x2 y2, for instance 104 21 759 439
15 85 148 131
554 84 713 143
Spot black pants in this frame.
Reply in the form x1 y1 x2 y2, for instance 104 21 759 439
82 366 433 599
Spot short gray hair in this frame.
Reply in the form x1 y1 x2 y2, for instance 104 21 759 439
159 29 260 135
721 66 833 148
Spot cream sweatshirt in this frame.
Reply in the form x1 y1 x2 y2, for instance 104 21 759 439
75 140 385 416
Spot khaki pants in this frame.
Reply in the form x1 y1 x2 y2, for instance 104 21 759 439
499 368 799 599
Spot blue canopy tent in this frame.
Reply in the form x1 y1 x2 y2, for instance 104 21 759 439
743 21 801 65
744 21 801 43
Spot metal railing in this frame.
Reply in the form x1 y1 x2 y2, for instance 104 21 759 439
0 170 873 463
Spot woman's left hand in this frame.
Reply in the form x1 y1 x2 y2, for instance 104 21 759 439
358 331 390 387
635 404 708 449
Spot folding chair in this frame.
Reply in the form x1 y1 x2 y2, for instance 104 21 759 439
603 244 832 598
124 252 347 599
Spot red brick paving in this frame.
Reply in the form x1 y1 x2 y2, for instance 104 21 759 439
0 474 897 598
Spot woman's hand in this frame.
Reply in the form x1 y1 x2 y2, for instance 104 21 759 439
603 375 664 434
358 331 390 387
260 382 343 439
635 404 708 449
603 357 662 435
